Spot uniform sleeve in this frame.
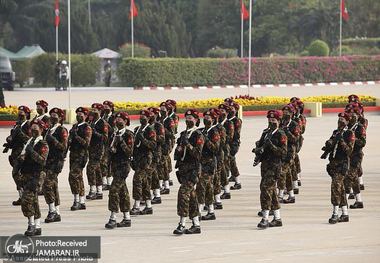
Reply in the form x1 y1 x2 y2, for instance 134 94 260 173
205 129 220 154
225 121 235 144
355 126 366 148
267 132 287 157
120 132 134 157
92 121 108 142
233 119 242 141
30 141 49 166
140 127 157 150
156 124 165 144
340 130 355 155
18 123 31 144
286 122 300 144
186 132 204 160
50 127 69 151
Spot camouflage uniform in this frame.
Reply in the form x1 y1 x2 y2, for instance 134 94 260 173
68 122 92 196
150 121 165 192
101 113 115 183
20 138 49 219
43 125 68 206
292 113 306 182
174 128 204 218
213 123 226 198
220 118 234 192
229 116 242 179
197 126 220 206
108 128 134 213
132 124 157 201
161 116 176 184
87 118 108 189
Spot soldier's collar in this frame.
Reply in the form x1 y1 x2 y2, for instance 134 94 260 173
271 128 278 134
20 120 28 127
220 117 227 125
36 113 48 120
94 117 101 125
117 127 126 136
228 116 236 121
207 124 217 133
77 122 86 127
49 123 61 134
349 122 358 131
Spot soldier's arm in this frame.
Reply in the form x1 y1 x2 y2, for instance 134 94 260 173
75 126 92 148
301 115 307 134
206 130 220 153
92 122 108 142
225 122 235 144
140 128 157 149
233 119 242 141
340 131 355 155
355 126 366 148
186 133 204 160
30 141 49 166
120 132 134 156
18 125 31 144
156 124 165 144
286 123 300 144
49 128 69 151
267 133 287 157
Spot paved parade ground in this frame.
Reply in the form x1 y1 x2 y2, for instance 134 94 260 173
0 107 379 262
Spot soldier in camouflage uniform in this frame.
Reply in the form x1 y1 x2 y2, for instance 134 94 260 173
19 120 49 236
86 103 108 200
173 109 204 235
321 112 355 224
278 104 300 204
3 106 31 205
225 100 242 190
344 104 366 209
43 108 68 223
197 110 220 221
130 110 157 215
166 99 179 187
348 95 368 190
33 100 50 124
290 97 307 193
218 104 235 200
68 107 92 211
101 100 115 191
254 110 287 229
105 112 134 229
159 102 176 194
147 107 165 204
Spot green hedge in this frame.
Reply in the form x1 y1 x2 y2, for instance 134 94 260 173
117 56 380 87
31 53 100 87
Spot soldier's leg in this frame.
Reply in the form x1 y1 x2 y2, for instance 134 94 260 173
161 155 171 192
202 172 216 220
43 171 61 223
69 161 86 210
132 169 143 214
258 176 274 229
330 173 348 223
294 153 302 186
95 162 104 199
292 158 300 193
118 182 131 227
283 163 295 203
151 163 161 203
230 155 242 190
213 164 222 209
141 169 153 214
196 172 207 213
106 180 120 229
221 159 231 199
86 159 97 199
12 169 24 205
358 156 365 190
269 178 282 227
349 167 363 209
277 165 286 201
21 188 41 235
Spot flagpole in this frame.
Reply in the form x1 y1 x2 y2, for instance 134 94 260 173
241 9 244 58
56 25 58 61
339 0 342 57
248 0 252 95
68 0 72 110
88 0 92 27
131 1 134 58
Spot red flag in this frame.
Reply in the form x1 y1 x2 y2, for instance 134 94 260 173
341 0 349 22
54 0 60 27
129 0 138 19
241 0 249 21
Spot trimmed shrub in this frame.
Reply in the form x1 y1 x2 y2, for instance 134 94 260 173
206 47 238 58
117 56 380 87
119 43 151 58
308 40 330 57
31 53 99 87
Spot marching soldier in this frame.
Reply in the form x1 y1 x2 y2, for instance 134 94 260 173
253 110 287 229
105 112 134 229
130 110 157 215
278 104 300 204
321 112 355 224
68 107 92 211
3 106 31 205
86 103 108 200
19 119 49 236
166 99 179 187
43 108 68 223
218 104 235 200
33 100 50 124
147 107 165 204
197 110 220 221
159 102 176 194
173 109 204 235
344 104 366 209
101 100 115 191
226 101 242 190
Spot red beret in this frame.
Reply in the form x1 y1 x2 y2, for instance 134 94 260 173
140 109 154 118
49 107 65 119
185 109 200 119
103 100 114 109
166 99 177 107
338 112 350 122
31 119 48 130
227 102 240 111
203 109 218 119
267 110 281 120
18 105 31 114
76 107 89 115
345 103 361 115
160 101 173 111
218 104 232 112
282 104 296 113
36 100 48 108
148 107 160 116
224 98 234 103
115 111 130 126
91 103 104 111
290 97 300 103
348 94 360 103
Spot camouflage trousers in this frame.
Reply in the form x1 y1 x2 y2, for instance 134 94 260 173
331 173 347 207
42 170 60 206
69 158 85 196
87 158 103 187
260 176 280 211
278 161 293 192
164 155 173 180
108 178 131 213
21 190 41 219
101 148 111 178
344 166 361 195
133 168 152 201
220 156 230 187
213 160 223 195
177 181 199 218
230 155 240 178
196 171 214 206
12 170 23 191
150 162 161 190
292 153 301 181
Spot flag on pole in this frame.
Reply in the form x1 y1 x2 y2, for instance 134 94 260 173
341 0 349 21
129 0 138 19
241 0 249 21
54 0 60 27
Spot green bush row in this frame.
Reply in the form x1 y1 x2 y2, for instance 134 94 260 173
117 56 380 87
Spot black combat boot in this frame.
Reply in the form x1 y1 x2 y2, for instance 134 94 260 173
282 197 295 204
169 179 173 186
230 182 241 190
86 191 96 200
12 198 22 206
24 225 37 236
201 213 216 221
117 219 131 228
45 212 61 223
349 202 363 209
173 224 186 235
102 184 110 191
105 219 117 229
298 180 302 187
269 218 283 227
360 184 365 190
35 228 42 236
220 192 231 199
228 176 235 182
214 202 223 210
70 202 81 211
257 219 269 229
293 188 299 195
348 193 355 200
338 215 349 223
185 225 201 234
130 207 140 215
160 188 170 195
140 207 153 215
151 197 162 204
328 214 339 224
